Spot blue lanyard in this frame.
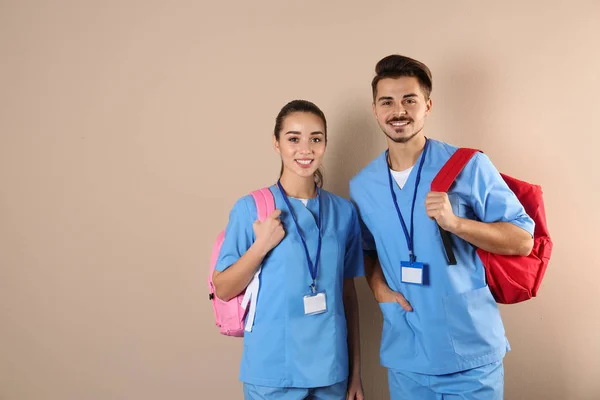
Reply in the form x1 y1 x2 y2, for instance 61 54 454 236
386 139 429 263
276 180 322 293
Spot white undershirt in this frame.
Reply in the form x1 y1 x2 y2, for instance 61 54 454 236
390 166 414 189
292 198 309 206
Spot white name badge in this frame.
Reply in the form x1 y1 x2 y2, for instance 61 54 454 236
401 261 424 285
304 292 327 315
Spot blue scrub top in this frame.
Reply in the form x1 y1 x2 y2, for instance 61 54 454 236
216 185 365 388
349 139 534 375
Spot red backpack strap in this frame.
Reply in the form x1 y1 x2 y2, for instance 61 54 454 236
431 148 481 192
431 148 481 265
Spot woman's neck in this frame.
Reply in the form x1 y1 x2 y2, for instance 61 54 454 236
279 172 317 199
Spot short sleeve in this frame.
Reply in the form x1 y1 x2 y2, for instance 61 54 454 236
344 206 366 279
469 153 535 236
358 216 377 257
349 184 377 258
215 197 256 272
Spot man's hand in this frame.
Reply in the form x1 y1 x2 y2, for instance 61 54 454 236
375 285 413 312
425 191 459 232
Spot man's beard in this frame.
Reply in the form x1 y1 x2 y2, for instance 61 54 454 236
381 123 424 143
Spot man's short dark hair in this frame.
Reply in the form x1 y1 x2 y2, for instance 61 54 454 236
372 55 433 101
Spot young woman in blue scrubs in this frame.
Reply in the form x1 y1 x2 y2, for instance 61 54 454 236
212 100 365 400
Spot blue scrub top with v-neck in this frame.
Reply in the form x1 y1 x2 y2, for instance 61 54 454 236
349 139 534 375
216 185 365 388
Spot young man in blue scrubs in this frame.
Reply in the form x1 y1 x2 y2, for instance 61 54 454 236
349 55 535 399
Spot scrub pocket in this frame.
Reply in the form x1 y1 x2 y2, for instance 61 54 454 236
379 302 417 363
443 286 506 358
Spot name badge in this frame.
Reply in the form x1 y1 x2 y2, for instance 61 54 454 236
401 261 424 285
304 292 327 315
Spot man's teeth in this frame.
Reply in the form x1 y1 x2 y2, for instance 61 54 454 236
391 121 409 126
297 160 312 165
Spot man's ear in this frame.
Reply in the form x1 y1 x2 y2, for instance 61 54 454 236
425 98 433 116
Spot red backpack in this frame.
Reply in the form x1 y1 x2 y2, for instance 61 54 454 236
431 148 553 304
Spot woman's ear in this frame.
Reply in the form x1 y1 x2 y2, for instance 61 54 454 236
273 135 280 153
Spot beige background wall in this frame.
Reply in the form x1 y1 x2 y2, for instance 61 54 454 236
1 1 599 399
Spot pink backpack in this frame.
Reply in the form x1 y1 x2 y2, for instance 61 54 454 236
208 187 275 337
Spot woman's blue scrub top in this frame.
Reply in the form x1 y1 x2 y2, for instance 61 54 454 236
216 185 364 387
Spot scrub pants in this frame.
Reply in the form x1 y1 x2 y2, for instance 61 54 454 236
243 380 348 400
388 361 504 400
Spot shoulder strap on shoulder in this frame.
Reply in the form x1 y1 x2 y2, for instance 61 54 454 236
250 187 275 222
431 148 481 266
431 148 481 192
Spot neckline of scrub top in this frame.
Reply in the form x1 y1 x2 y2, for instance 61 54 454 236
276 181 322 292
384 139 431 199
290 197 309 206
272 185 320 233
385 138 430 263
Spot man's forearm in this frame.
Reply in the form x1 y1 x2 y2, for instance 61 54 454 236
364 254 389 301
451 219 533 256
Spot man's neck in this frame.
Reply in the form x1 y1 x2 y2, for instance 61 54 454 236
279 173 317 199
387 134 427 171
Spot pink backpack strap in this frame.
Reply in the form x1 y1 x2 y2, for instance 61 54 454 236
241 187 275 333
250 187 275 221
